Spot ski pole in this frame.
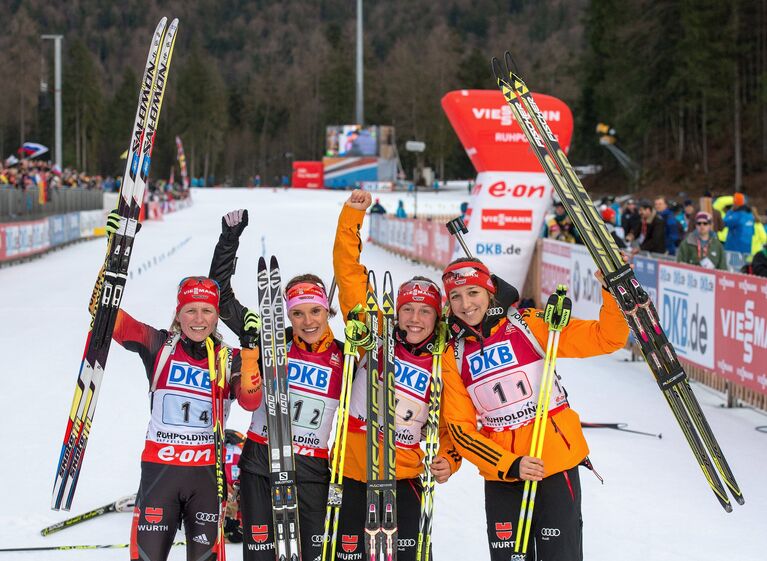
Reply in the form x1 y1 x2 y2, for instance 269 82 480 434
0 542 185 552
515 285 571 556
581 422 662 439
415 313 448 561
41 494 136 536
445 216 472 258
322 306 368 561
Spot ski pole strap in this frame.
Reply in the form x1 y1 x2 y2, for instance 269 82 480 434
543 285 571 332
345 304 376 352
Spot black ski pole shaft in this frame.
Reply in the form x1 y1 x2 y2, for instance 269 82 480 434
581 422 662 439
445 217 473 258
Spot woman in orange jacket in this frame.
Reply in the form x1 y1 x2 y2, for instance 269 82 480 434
332 190 462 561
440 257 629 561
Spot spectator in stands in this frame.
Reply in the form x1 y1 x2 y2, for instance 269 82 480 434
654 196 681 255
370 198 387 214
459 201 469 221
750 244 767 277
749 206 766 255
676 212 726 270
724 192 755 255
395 200 407 218
627 199 666 254
601 207 626 249
682 199 697 234
621 198 641 240
545 201 581 243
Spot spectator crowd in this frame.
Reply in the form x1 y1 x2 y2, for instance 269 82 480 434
543 192 767 278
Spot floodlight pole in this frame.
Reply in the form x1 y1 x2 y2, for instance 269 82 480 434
41 34 63 170
355 0 364 125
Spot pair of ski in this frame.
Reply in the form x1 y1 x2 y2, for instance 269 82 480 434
51 17 179 511
491 54 744 511
256 256 302 561
363 271 398 561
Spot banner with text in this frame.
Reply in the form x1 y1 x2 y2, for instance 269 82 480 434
442 89 573 289
657 263 716 370
715 273 767 394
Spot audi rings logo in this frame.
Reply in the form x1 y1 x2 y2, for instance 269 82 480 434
541 528 561 537
311 534 325 544
397 538 416 548
195 512 218 523
486 306 504 316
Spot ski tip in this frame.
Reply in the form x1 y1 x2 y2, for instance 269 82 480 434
258 256 267 270
270 255 279 270
490 57 502 81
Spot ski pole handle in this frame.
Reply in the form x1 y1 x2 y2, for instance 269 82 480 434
543 285 572 332
445 217 473 258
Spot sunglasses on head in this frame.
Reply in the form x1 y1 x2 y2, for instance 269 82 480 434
178 276 220 292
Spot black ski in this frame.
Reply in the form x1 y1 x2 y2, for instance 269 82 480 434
258 256 301 561
491 53 743 511
52 18 178 511
364 271 383 561
380 272 398 561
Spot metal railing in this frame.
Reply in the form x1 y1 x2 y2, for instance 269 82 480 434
0 187 102 223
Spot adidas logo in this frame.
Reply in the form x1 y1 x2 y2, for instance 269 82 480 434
193 533 210 545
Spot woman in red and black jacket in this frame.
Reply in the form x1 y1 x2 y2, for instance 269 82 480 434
105 275 261 561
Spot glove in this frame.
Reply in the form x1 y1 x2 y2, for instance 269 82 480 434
238 347 263 411
243 308 261 332
345 317 375 350
222 209 248 239
105 210 141 238
106 211 120 236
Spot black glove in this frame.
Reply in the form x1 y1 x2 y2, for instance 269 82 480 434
222 209 248 239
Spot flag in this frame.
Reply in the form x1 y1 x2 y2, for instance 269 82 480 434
18 142 49 159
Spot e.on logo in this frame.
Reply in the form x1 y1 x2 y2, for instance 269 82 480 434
481 209 533 231
487 181 546 198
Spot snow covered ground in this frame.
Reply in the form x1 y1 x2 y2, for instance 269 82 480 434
0 187 763 560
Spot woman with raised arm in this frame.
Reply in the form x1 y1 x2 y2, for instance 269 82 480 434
439 257 629 561
208 209 351 561
330 189 463 561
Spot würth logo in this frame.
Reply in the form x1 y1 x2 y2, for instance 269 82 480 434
144 507 163 524
481 209 533 231
495 521 513 540
341 534 359 553
251 524 269 543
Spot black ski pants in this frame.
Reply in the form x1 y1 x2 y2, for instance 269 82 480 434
484 466 583 561
130 461 219 561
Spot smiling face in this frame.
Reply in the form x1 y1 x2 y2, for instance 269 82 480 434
289 303 329 345
397 302 438 345
448 285 491 328
177 302 219 342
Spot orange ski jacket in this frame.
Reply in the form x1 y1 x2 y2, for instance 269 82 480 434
442 289 629 482
333 204 462 482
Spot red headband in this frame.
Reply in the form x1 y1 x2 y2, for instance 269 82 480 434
397 279 441 313
441 261 496 295
177 277 220 313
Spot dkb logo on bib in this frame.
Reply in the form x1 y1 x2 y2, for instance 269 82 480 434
467 341 518 381
394 359 430 399
288 359 331 394
167 361 211 391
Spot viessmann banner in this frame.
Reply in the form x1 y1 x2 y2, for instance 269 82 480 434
442 89 573 289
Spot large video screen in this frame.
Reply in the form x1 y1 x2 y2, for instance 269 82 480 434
326 125 379 157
